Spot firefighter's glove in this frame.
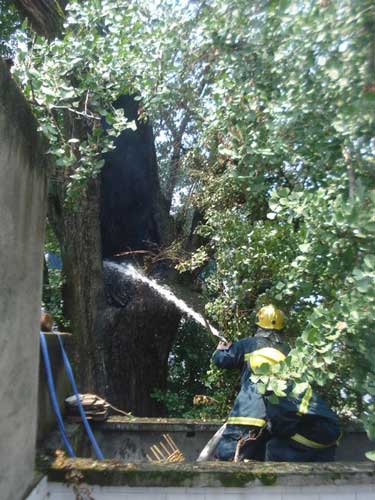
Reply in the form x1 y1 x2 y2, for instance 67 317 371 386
216 341 232 350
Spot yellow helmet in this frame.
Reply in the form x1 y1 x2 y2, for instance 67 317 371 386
256 305 285 330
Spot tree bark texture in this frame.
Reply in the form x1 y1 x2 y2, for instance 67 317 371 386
13 0 67 39
98 97 179 415
48 175 106 390
100 262 181 415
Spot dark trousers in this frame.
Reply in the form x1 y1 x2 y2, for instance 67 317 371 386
265 436 336 462
215 424 268 461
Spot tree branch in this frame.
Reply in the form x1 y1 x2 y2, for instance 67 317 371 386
165 111 191 210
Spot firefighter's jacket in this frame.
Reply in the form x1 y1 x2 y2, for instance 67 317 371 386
213 331 288 429
266 385 341 449
213 331 341 449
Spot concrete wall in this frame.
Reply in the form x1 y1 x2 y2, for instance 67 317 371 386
0 60 48 500
35 482 375 500
54 418 371 463
91 420 220 462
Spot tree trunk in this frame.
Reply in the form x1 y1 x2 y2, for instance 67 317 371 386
43 93 180 414
98 97 179 415
100 95 173 257
106 293 181 416
48 174 106 390
13 0 67 39
100 261 181 415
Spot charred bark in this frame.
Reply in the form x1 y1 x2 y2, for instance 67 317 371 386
12 0 67 39
100 95 173 258
100 262 181 415
48 129 181 416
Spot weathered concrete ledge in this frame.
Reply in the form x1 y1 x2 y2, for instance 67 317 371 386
100 416 224 432
41 416 374 462
40 457 375 488
93 417 375 462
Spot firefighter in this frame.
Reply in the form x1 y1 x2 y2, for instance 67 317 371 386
213 305 288 461
213 305 341 462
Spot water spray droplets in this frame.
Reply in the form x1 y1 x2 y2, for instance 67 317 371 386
104 261 223 340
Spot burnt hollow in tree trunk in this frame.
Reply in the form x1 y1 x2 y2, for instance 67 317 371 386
100 95 172 257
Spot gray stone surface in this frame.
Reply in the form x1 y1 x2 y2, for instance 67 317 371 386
94 426 215 463
94 419 373 462
0 60 48 500
94 417 224 461
42 417 374 463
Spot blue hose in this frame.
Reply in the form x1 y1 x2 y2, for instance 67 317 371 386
39 332 75 458
55 333 104 460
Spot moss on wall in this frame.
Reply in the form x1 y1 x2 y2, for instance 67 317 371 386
37 455 375 489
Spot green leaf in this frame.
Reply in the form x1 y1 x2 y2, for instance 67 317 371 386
299 243 311 253
257 383 266 395
292 382 309 396
267 393 279 405
356 278 371 293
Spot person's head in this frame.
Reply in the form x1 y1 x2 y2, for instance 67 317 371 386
255 305 285 331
